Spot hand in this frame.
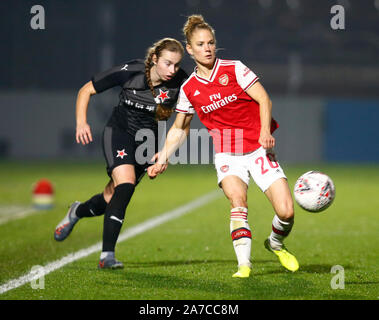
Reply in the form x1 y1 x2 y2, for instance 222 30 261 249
147 163 168 179
147 164 158 179
147 152 168 179
259 130 275 149
150 152 168 169
76 123 93 145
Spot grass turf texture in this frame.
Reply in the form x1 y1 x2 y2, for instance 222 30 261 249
0 161 378 300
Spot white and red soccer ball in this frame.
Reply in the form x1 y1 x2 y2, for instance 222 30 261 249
32 179 54 209
294 171 335 213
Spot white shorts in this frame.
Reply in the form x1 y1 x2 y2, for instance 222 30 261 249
214 147 287 192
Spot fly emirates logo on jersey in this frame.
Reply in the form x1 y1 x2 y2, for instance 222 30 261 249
200 92 237 114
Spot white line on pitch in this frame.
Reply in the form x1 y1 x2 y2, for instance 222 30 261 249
0 189 222 295
0 206 39 226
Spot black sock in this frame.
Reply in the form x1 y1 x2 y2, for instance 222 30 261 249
75 193 108 218
102 183 135 252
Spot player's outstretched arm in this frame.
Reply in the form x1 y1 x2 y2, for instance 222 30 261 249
246 81 275 149
148 112 193 179
75 81 97 145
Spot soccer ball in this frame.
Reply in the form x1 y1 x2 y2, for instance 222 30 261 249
293 171 335 212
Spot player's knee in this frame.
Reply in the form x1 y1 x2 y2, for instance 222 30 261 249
277 200 294 222
113 177 136 187
229 194 247 208
112 165 136 186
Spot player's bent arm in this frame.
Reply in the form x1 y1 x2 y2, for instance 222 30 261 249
75 81 97 145
76 81 97 126
157 112 193 165
245 81 275 149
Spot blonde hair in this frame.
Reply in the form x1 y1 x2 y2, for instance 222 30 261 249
182 14 216 45
145 38 184 121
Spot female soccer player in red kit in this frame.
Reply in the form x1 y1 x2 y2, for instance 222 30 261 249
148 15 299 277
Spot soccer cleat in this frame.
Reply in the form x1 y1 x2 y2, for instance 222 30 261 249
98 258 124 270
54 201 81 241
232 265 251 278
264 238 299 272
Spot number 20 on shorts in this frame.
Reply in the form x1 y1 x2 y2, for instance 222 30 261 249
255 153 279 175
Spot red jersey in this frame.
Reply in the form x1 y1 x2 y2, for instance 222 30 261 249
176 59 278 153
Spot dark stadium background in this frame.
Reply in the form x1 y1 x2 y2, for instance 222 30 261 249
1 0 378 163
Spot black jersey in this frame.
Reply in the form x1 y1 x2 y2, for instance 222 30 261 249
91 59 188 137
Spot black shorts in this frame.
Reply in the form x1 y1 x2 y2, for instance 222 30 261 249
102 126 157 185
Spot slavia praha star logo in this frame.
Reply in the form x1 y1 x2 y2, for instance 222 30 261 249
116 149 127 159
157 89 170 103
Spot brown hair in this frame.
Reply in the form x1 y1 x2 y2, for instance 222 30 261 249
182 14 216 45
145 38 184 121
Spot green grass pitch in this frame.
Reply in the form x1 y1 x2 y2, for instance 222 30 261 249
0 161 378 300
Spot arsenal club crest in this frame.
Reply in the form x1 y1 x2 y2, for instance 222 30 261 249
220 165 229 173
218 74 229 86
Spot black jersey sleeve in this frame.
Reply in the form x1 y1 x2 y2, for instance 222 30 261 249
91 60 144 94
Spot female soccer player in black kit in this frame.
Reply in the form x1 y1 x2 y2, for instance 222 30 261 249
54 38 187 269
